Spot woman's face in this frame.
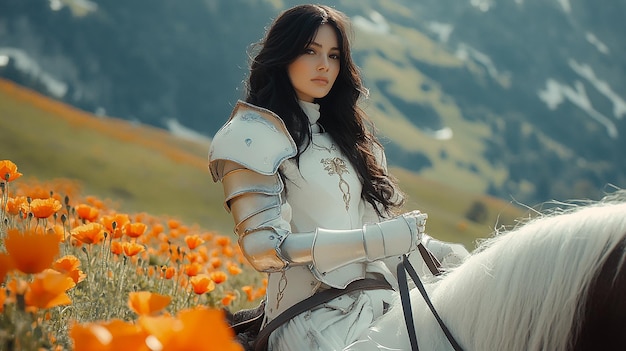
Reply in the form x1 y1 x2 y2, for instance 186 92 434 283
287 24 340 103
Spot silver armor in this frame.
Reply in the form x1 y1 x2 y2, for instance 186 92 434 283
209 101 425 289
209 101 296 272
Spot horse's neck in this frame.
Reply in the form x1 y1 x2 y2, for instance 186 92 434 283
427 204 626 351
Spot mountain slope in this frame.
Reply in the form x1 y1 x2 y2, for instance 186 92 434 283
339 0 625 203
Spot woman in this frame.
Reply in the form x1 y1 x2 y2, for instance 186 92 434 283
209 4 467 350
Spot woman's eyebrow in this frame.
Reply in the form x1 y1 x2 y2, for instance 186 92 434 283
310 41 340 51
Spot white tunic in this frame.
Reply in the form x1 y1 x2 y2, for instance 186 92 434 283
267 101 398 350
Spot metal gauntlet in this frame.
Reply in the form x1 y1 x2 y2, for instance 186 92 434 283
278 211 427 283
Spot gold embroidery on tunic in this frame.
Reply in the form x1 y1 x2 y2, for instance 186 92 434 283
321 157 351 211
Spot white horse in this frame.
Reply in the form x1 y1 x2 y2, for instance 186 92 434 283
347 193 626 351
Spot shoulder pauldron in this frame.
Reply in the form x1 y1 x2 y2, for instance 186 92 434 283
209 100 297 181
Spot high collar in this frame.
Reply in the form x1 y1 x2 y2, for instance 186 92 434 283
298 100 322 133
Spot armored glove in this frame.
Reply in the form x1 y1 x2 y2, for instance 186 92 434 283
278 210 428 278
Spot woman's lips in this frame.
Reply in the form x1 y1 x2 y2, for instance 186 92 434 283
311 77 329 84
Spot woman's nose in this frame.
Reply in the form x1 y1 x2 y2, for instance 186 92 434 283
317 57 329 71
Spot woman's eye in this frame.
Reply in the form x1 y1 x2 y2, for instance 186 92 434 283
329 54 340 60
304 48 315 55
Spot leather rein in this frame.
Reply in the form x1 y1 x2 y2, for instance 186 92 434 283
397 244 465 351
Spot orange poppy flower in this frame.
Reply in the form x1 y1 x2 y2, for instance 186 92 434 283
186 251 203 264
0 287 5 313
122 241 145 257
167 219 180 229
169 228 180 238
209 257 222 269
227 263 242 276
0 160 22 182
184 263 202 277
241 286 255 302
70 319 149 351
124 222 147 238
0 253 15 283
26 198 63 219
5 227 60 274
197 246 209 262
85 196 105 209
53 255 86 284
221 292 237 307
222 245 234 257
75 204 99 222
158 242 169 254
189 274 215 295
110 241 123 255
210 271 227 284
22 183 53 201
202 231 215 241
4 196 28 216
184 234 205 250
151 223 165 236
162 266 175 280
101 213 130 238
138 314 179 348
71 223 105 245
133 212 147 222
148 308 241 351
25 269 76 309
178 225 190 235
215 235 231 247
127 291 171 316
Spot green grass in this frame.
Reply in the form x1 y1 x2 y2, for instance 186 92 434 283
0 78 526 249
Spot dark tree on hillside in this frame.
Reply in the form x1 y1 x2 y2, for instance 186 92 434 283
465 200 488 224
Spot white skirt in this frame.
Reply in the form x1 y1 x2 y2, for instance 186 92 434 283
268 288 396 351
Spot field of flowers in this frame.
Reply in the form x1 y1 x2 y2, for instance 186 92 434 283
0 160 264 350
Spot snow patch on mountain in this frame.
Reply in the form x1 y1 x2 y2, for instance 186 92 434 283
538 78 618 139
454 43 511 85
556 0 572 13
164 118 211 143
585 32 610 55
0 47 67 98
569 59 625 120
353 11 390 35
426 22 454 44
469 0 493 12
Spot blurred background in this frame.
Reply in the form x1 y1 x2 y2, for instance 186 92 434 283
1 0 624 246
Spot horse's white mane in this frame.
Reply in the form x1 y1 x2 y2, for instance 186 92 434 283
407 197 626 351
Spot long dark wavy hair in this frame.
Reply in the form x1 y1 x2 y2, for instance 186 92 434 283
244 4 404 216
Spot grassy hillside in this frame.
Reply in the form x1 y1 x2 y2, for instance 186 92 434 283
352 18 510 196
0 78 526 249
0 78 232 235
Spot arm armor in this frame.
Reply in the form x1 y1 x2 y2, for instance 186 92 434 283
209 101 297 272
